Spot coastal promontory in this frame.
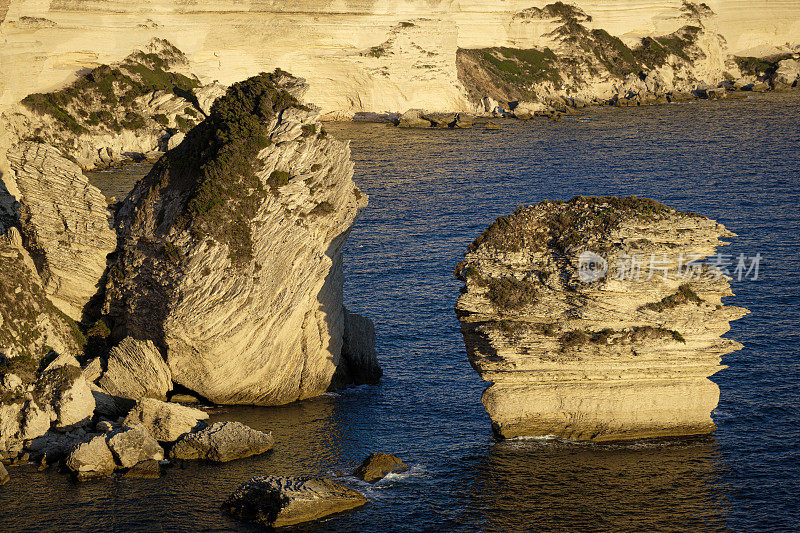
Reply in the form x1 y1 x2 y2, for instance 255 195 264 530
102 70 380 405
455 196 748 441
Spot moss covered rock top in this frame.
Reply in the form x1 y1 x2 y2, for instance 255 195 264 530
124 69 311 265
19 38 201 142
463 195 699 257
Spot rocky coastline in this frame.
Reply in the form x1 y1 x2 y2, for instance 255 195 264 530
0 3 774 524
0 38 381 518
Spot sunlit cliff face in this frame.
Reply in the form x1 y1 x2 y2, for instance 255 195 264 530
1 1 798 114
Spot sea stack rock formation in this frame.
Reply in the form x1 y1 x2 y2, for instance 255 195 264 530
103 70 380 405
455 196 748 441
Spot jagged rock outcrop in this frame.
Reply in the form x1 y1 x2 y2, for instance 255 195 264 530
123 398 208 442
0 233 83 371
455 196 748 441
222 476 367 528
98 337 172 404
106 423 164 468
0 39 226 322
65 434 116 479
4 143 116 319
170 421 273 462
102 70 379 405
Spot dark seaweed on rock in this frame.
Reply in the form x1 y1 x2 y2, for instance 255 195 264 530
125 70 309 265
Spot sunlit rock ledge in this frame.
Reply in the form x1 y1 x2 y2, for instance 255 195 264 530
455 196 748 441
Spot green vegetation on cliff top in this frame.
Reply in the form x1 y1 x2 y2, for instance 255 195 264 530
144 70 308 265
21 39 200 136
465 196 686 256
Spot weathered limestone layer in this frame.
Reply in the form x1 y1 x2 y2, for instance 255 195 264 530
1 1 798 116
455 197 748 441
0 40 225 320
103 71 379 405
4 143 116 320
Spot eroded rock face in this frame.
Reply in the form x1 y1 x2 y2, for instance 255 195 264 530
455 196 748 441
123 398 208 442
66 434 115 479
107 424 164 468
99 337 172 403
170 421 273 462
0 235 83 374
222 476 367 528
103 70 378 405
34 363 95 430
4 143 116 320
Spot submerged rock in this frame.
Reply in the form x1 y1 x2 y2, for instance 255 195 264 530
170 421 273 462
123 398 208 442
123 459 163 479
455 196 748 441
222 476 367 528
0 462 8 485
102 70 377 405
352 453 409 483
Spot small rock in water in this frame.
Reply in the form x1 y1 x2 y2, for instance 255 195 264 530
222 476 367 528
170 421 273 462
0 462 9 485
352 452 409 483
484 122 502 130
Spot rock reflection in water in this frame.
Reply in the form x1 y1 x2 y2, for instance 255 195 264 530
473 436 727 532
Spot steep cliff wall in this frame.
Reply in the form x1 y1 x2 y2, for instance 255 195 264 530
1 1 798 116
103 71 379 405
455 197 748 441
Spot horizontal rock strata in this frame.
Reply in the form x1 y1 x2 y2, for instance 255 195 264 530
2 1 799 117
455 196 748 441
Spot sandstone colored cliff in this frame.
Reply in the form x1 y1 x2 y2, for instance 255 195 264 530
102 71 379 405
1 1 798 117
0 39 225 321
455 196 748 441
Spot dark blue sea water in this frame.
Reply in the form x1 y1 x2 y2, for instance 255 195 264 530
2 91 799 532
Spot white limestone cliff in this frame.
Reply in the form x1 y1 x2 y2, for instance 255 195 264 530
1 1 798 118
455 197 748 441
